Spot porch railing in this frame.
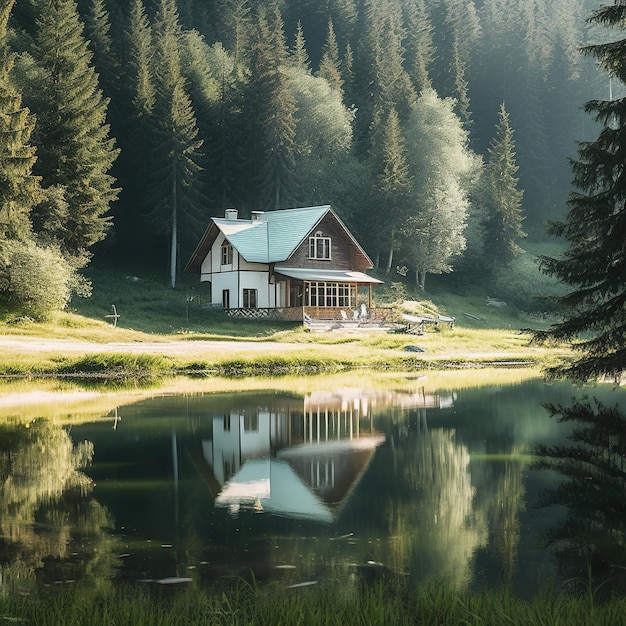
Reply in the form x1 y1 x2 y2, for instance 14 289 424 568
226 306 393 323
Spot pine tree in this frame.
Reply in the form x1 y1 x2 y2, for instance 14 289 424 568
353 0 415 156
316 19 343 95
534 2 626 382
29 0 119 254
0 0 41 243
376 108 412 274
481 103 525 272
400 0 433 94
148 0 204 289
243 2 297 210
291 20 310 72
83 0 119 105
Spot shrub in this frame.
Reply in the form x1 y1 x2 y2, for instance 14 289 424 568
493 252 567 313
0 239 91 320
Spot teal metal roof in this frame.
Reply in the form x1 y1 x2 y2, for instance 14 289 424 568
215 206 330 263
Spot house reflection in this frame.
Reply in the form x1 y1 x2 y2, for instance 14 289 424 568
197 386 452 523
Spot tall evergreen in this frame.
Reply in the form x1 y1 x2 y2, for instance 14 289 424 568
148 0 204 289
316 19 343 95
83 0 119 106
353 0 415 156
244 3 297 210
291 20 310 72
0 0 41 243
481 103 525 272
28 0 119 254
376 108 412 274
401 0 433 94
534 2 626 382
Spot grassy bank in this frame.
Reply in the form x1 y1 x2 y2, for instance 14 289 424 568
0 326 570 384
0 265 572 383
1 578 623 626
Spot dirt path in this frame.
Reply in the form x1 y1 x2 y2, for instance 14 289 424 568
0 336 304 357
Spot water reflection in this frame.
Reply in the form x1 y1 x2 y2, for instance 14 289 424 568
0 375 623 596
202 389 396 522
534 398 626 595
0 420 117 594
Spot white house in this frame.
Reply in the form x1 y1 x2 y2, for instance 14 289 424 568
184 205 382 319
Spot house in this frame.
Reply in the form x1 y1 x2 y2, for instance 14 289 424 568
184 205 383 320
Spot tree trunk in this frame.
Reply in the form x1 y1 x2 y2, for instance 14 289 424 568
416 269 426 291
170 157 177 289
386 226 395 275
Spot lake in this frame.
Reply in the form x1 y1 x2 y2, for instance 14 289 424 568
1 371 624 597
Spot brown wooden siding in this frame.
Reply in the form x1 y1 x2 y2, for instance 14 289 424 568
280 214 371 271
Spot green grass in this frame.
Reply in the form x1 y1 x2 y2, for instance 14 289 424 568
1 578 624 626
0 264 574 383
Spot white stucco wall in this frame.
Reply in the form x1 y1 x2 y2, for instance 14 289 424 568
201 232 275 308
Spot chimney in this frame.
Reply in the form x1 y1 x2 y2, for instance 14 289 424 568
224 208 238 220
251 211 264 221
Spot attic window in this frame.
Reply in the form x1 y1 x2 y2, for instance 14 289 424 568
221 242 233 266
309 233 331 260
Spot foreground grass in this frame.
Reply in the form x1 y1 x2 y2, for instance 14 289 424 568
1 579 624 626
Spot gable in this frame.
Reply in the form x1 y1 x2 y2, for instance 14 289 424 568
281 212 373 271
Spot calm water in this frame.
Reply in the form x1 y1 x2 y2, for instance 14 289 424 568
1 373 624 597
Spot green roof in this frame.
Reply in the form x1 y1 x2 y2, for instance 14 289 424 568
216 206 330 263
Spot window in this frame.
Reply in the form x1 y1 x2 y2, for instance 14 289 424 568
309 232 331 259
308 282 356 307
221 243 233 266
222 289 230 309
243 288 257 308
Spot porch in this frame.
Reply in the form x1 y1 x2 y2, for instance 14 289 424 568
226 305 393 328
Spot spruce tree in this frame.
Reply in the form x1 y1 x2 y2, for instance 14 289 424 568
401 0 434 94
482 103 525 272
535 2 626 382
244 3 297 210
376 108 412 274
29 0 119 254
317 19 343 95
291 21 310 72
0 0 41 243
148 0 204 289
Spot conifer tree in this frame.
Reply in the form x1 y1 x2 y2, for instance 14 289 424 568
353 0 415 155
125 0 155 182
244 3 297 210
401 0 434 94
0 0 41 243
148 0 204 289
317 19 343 95
291 21 310 72
83 0 119 106
481 103 524 272
534 2 626 382
376 108 412 274
29 0 119 254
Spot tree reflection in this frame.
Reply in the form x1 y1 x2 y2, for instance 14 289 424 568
534 399 626 593
0 419 118 594
387 409 486 589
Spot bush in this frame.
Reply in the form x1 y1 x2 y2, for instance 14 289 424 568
493 252 567 313
0 239 91 320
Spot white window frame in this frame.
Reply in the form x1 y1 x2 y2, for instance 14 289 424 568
308 233 331 260
221 243 233 266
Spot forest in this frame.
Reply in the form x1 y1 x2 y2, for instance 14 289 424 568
0 0 611 312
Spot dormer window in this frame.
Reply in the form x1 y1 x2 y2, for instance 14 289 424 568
309 231 331 260
221 242 233 266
